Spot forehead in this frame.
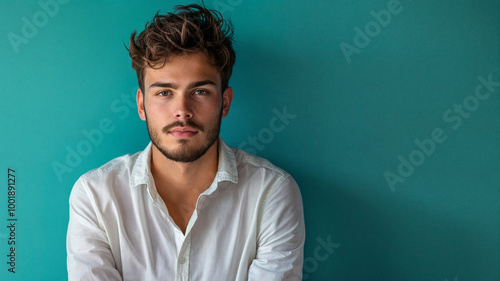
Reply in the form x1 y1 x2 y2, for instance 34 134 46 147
144 52 221 88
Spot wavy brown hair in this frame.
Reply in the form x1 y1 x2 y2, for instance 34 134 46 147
128 4 235 93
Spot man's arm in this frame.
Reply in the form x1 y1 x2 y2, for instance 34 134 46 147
248 176 305 281
67 178 122 281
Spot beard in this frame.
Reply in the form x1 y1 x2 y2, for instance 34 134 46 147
145 109 222 163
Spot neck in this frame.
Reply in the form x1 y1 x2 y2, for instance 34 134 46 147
150 141 219 195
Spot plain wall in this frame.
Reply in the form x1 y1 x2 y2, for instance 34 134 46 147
1 0 499 280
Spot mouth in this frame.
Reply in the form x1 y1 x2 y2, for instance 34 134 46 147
169 126 199 138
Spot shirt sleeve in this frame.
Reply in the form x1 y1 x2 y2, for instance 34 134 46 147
248 175 305 281
67 177 123 281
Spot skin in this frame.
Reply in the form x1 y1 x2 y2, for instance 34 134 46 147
136 52 233 233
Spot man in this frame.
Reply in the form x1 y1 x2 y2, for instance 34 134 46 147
67 4 304 280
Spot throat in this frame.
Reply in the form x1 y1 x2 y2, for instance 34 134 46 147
163 199 196 234
156 181 212 235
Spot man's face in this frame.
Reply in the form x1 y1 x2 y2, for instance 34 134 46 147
137 52 233 163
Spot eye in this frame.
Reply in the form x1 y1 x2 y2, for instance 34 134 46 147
157 91 172 97
193 89 209 95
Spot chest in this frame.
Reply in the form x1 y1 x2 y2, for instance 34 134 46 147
163 200 196 234
108 186 260 280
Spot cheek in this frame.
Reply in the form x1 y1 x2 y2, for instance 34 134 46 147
209 99 224 114
144 107 168 129
201 106 223 121
193 98 221 114
146 102 170 117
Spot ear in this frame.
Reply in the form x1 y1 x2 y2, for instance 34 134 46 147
221 87 233 118
137 88 146 121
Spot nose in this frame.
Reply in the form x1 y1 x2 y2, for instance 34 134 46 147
173 95 193 120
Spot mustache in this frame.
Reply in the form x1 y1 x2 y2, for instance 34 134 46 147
162 120 204 133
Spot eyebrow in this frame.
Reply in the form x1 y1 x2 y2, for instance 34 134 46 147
148 80 217 90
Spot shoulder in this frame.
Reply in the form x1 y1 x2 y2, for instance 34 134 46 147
80 151 140 183
230 147 298 194
234 147 289 175
230 149 305 241
71 148 145 199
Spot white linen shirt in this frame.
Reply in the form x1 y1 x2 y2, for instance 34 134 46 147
67 139 305 281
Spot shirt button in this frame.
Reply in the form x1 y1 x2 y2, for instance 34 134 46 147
179 257 186 264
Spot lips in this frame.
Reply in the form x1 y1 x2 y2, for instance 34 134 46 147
170 126 198 133
169 126 198 138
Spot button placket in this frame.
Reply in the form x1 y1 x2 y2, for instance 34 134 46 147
175 234 191 281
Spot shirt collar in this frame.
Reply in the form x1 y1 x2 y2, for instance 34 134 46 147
129 142 154 188
215 137 239 184
129 138 239 191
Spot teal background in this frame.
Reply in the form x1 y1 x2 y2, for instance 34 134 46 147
1 0 499 280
